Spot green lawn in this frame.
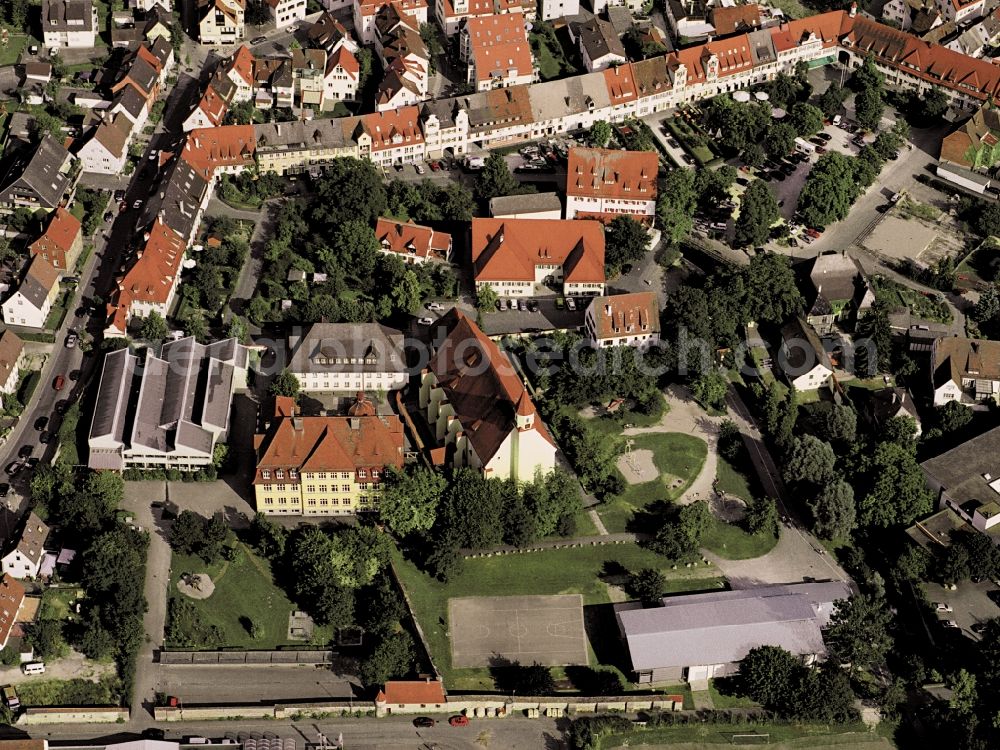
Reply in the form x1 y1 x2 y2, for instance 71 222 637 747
707 678 759 709
44 290 72 330
872 277 952 324
701 517 778 560
392 544 724 689
39 587 83 622
600 723 893 749
17 676 118 707
530 32 568 80
765 0 811 18
665 118 716 165
167 542 333 650
0 34 35 67
598 433 708 534
715 456 752 500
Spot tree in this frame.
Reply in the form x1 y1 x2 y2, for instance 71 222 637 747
745 496 779 537
439 182 475 221
359 632 416 685
604 216 649 275
691 368 728 411
313 158 386 226
26 620 67 660
855 87 885 132
140 311 168 341
201 513 228 563
742 143 766 168
475 153 518 202
973 284 999 323
588 120 612 148
797 152 861 227
922 87 950 121
738 645 801 708
936 400 972 433
656 169 698 244
809 480 856 540
783 435 837 487
788 102 824 137
858 442 934 528
476 284 498 313
809 403 857 445
436 469 505 549
650 501 711 561
763 122 796 160
856 300 892 375
356 47 373 90
84 471 125 509
270 369 300 399
818 83 848 118
947 669 978 716
523 470 582 539
288 528 355 627
852 56 885 92
627 568 666 607
718 419 743 461
734 180 779 248
826 594 892 672
245 0 270 25
171 511 207 555
379 467 446 537
249 512 288 559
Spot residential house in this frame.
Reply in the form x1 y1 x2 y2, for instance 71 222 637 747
615 582 851 684
489 192 563 219
252 119 360 174
307 11 359 53
22 63 52 86
709 4 762 36
360 107 425 167
420 308 558 481
471 217 606 298
882 0 943 33
76 112 133 174
2 255 61 329
935 0 985 24
922 425 1000 538
292 48 329 110
437 0 530 37
931 336 1000 406
0 332 26 412
0 135 78 216
198 0 245 45
804 251 874 335
866 386 922 436
132 0 173 10
584 292 661 349
939 103 1000 171
461 13 534 91
665 0 713 40
593 0 644 14
326 46 360 104
375 5 429 110
183 81 232 131
268 0 307 28
354 0 428 44
375 680 447 716
109 84 151 133
287 322 409 393
253 394 404 516
0 575 26 651
181 125 257 178
1 513 50 580
29 206 83 272
218 45 256 102
564 146 657 221
571 17 627 73
42 0 98 49
540 0 579 21
110 5 173 47
779 316 834 391
88 338 249 471
375 217 451 263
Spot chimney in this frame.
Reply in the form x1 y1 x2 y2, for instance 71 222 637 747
292 417 303 431
849 1 857 16
350 417 360 430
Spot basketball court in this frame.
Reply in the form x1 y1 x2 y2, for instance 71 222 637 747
448 594 589 668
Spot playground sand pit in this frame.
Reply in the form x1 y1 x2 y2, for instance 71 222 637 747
177 573 216 600
617 448 658 485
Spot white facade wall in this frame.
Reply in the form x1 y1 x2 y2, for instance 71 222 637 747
2 291 50 329
565 194 656 219
294 369 408 392
77 138 129 175
271 0 307 27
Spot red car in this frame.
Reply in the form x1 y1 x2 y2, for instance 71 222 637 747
53 375 65 391
806 228 822 239
448 715 469 727
429 161 440 171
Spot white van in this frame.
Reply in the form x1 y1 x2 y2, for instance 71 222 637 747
21 662 44 675
794 137 816 156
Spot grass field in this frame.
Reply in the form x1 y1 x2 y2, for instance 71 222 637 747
701 517 778 560
716 456 753 501
873 276 952 324
598 432 708 534
17 675 118 707
393 544 724 689
707 679 759 709
601 722 894 749
167 542 333 649
39 587 83 622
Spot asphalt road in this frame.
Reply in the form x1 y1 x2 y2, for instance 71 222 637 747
7 715 566 749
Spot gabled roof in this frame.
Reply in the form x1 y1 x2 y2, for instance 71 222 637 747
780 316 832 371
0 331 24 387
375 217 450 261
471 218 605 284
575 17 626 63
566 146 658 202
710 3 761 36
90 113 134 159
428 309 555 464
808 252 869 305
588 292 660 340
3 512 49 567
224 45 256 88
30 206 81 257
288 322 407 376
0 574 25 647
376 680 446 705
181 125 256 175
328 46 359 77
308 11 352 50
0 134 74 210
361 107 424 151
472 39 533 83
15 254 60 310
117 217 186 306
931 336 1000 387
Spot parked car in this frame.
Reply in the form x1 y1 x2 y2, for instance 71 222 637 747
942 620 960 629
816 132 832 142
18 445 33 459
53 375 65 391
935 602 953 613
415 164 425 175
566 297 577 311
132 199 143 209
251 36 267 44
417 317 434 325
517 299 527 311
34 416 48 431
426 301 444 311
2 686 19 710
413 717 436 728
0 484 8 498
65 331 78 348
113 189 125 201
429 161 440 171
527 300 539 312
5 463 21 477
39 431 51 444
449 715 470 727
393 163 404 172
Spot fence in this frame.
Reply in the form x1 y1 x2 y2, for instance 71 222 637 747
159 649 333 665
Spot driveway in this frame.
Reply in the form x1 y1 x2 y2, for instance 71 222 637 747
122 483 171 726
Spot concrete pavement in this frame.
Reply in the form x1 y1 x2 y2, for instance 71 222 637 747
157 664 361 706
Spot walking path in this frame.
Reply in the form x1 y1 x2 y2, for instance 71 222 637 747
588 509 609 536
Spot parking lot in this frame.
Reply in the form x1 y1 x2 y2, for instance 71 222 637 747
480 295 586 336
921 579 1000 640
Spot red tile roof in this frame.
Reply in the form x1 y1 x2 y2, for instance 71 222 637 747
376 680 446 705
196 85 229 127
254 413 404 482
706 33 755 76
0 330 24 388
225 45 256 87
362 106 424 152
473 40 533 83
29 206 81 259
117 217 186 307
710 4 761 36
588 292 660 340
375 217 451 261
604 63 639 103
566 147 657 202
471 218 605 284
770 10 849 53
465 12 528 48
329 45 359 76
0 574 25 648
182 125 256 176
